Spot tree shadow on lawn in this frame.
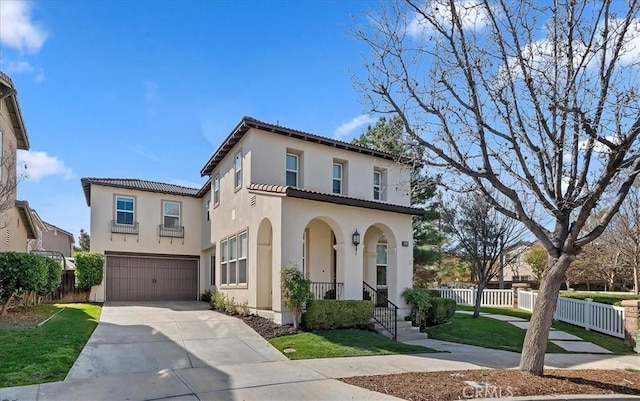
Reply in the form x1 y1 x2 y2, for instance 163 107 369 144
303 329 437 355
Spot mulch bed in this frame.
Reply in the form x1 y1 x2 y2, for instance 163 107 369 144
0 307 57 329
341 369 640 400
240 315 303 340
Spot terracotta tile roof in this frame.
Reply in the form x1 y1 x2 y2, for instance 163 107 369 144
0 71 30 150
247 183 425 216
200 116 411 176
81 178 203 206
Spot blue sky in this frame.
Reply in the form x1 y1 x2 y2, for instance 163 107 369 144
0 0 381 240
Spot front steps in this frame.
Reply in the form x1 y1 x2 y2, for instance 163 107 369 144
374 317 428 342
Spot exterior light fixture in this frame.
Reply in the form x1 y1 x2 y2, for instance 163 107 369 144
352 229 361 254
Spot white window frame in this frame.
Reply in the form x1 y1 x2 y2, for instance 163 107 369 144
213 174 220 206
206 200 211 221
373 170 382 200
220 231 248 287
234 151 242 190
209 253 216 286
332 162 343 194
162 201 181 229
115 196 135 225
376 243 388 287
286 153 299 187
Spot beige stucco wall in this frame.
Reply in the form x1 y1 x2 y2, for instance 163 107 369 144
0 206 28 252
249 129 412 205
42 230 73 256
89 185 204 301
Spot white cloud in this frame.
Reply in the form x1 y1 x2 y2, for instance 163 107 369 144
143 80 159 102
578 135 620 154
0 1 48 53
334 114 377 139
17 150 73 181
407 0 488 38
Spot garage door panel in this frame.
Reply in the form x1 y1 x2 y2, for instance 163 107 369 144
106 255 198 302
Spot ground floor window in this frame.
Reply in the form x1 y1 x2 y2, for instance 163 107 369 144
220 231 248 286
376 243 387 286
209 253 216 286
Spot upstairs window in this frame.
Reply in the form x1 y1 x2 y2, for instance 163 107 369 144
206 200 211 221
234 151 242 189
162 201 180 229
373 170 382 200
213 174 220 206
115 196 135 225
332 162 343 194
286 153 298 187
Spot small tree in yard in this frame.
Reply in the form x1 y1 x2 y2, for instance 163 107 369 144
442 192 523 318
281 265 313 330
74 252 104 290
356 0 640 375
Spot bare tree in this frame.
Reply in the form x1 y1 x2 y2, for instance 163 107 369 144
442 191 524 317
356 0 640 375
609 187 640 294
0 143 27 230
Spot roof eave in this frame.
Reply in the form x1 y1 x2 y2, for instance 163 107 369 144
15 200 37 239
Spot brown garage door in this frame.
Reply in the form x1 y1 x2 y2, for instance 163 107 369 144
106 255 198 301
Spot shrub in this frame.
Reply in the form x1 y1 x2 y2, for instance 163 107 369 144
224 296 237 314
281 265 313 329
237 300 249 316
201 289 213 303
41 257 63 296
0 252 54 314
401 287 433 324
303 300 374 330
423 298 457 327
427 289 442 298
211 291 226 311
74 252 104 289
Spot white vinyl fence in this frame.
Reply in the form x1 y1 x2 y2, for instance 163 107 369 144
434 288 513 307
518 290 625 339
435 288 626 339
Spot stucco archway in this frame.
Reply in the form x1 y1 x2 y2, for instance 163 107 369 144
303 216 345 299
362 223 399 305
256 218 273 309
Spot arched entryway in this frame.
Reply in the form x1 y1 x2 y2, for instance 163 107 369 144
362 223 398 304
256 218 273 309
303 217 344 300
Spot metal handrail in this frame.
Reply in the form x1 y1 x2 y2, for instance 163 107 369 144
363 281 398 340
111 220 139 234
159 224 185 238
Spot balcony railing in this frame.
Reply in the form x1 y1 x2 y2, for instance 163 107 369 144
310 282 344 300
111 220 139 234
159 224 185 238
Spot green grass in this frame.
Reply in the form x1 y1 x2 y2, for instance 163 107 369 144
0 303 102 387
559 292 640 306
0 304 62 328
451 305 631 354
269 329 437 360
426 313 565 353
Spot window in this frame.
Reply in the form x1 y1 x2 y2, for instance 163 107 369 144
213 174 220 206
221 240 228 285
373 170 382 200
332 162 343 194
376 243 388 286
220 231 248 286
162 201 180 229
206 200 211 221
286 153 298 186
234 151 242 189
115 196 135 225
209 253 216 286
302 229 307 276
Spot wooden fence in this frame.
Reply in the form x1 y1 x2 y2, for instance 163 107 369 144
42 270 89 303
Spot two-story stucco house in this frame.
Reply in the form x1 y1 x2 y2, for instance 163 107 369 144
82 116 423 322
0 72 37 252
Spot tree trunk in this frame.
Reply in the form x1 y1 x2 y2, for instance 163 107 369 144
1 292 16 316
292 307 299 330
473 281 485 318
519 254 573 376
634 264 639 295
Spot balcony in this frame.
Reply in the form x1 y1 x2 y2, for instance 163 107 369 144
159 224 184 238
111 220 139 234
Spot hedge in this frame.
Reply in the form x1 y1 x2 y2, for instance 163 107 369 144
74 252 104 289
303 300 374 330
423 298 457 326
40 257 62 295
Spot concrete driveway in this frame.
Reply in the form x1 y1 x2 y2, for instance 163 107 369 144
67 301 287 379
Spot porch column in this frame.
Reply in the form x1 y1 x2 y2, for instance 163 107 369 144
364 248 377 286
621 299 640 351
340 242 364 300
386 247 398 305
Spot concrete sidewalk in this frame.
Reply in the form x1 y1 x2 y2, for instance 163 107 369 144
3 344 639 401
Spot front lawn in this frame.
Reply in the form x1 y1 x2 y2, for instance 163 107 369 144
440 305 631 354
0 304 62 328
0 303 101 387
269 329 437 360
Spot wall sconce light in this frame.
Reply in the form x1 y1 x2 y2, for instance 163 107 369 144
352 229 361 254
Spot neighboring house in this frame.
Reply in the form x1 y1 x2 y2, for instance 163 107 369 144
493 241 536 284
0 71 36 252
42 222 76 257
82 116 423 322
27 208 47 252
